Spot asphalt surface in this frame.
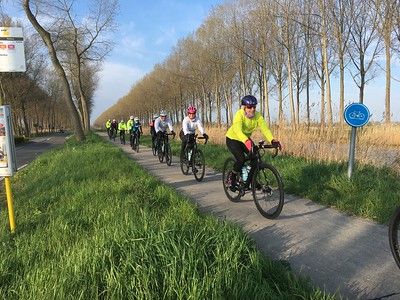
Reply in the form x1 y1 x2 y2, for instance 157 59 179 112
99 132 400 300
14 133 69 170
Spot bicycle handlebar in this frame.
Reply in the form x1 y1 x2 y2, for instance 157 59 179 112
194 134 209 144
255 140 279 158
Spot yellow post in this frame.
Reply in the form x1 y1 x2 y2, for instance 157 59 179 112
4 177 15 232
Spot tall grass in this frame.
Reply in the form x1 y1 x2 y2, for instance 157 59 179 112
142 123 400 171
0 134 333 299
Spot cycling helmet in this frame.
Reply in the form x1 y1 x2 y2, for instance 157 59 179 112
153 114 159 119
120 119 124 122
130 115 134 120
187 106 197 114
134 117 139 122
112 119 116 122
160 110 167 117
241 95 258 106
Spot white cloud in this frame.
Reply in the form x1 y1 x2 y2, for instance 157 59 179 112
92 61 145 121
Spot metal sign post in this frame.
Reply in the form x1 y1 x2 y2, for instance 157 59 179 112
344 103 370 178
0 26 25 233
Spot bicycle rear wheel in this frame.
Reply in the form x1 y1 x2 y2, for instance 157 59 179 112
193 149 205 181
152 139 157 156
389 206 400 269
222 157 242 202
135 136 139 153
252 164 284 219
158 142 164 162
180 150 190 175
166 143 172 166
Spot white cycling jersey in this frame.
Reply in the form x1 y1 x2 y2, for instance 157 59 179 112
154 116 173 133
182 116 205 135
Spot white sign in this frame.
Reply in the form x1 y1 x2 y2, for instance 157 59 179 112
0 106 17 176
0 27 26 72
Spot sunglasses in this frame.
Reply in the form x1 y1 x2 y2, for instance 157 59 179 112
245 105 256 109
188 112 196 115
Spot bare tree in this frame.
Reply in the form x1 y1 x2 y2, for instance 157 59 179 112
348 0 383 104
374 0 397 123
23 0 85 141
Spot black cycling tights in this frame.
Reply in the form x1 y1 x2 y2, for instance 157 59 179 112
226 137 256 173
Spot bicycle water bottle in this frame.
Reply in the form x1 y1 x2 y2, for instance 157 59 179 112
242 165 250 182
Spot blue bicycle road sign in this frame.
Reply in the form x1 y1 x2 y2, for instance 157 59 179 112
344 103 370 127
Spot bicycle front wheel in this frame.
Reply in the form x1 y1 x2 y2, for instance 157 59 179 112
389 206 400 269
193 149 205 181
252 164 284 219
166 143 172 166
180 150 190 175
222 157 242 202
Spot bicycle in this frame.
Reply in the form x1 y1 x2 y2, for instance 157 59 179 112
130 131 140 152
180 134 208 181
119 130 126 145
222 141 284 219
157 132 175 166
389 206 400 269
109 128 116 141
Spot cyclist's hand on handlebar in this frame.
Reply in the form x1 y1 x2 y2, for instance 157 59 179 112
271 139 282 151
171 130 176 138
244 139 253 151
203 133 209 140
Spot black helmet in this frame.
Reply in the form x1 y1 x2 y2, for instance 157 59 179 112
241 95 258 106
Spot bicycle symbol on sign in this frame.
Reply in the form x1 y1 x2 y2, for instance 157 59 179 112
349 111 365 120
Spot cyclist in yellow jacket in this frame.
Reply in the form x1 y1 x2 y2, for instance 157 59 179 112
105 119 111 136
118 119 127 144
226 95 282 188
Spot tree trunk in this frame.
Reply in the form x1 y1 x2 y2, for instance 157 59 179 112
384 38 391 123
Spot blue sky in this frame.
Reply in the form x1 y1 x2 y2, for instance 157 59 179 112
89 0 226 120
6 0 224 120
5 0 400 123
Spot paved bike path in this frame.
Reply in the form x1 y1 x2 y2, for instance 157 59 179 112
101 133 400 299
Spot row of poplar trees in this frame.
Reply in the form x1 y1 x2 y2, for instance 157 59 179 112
96 0 400 129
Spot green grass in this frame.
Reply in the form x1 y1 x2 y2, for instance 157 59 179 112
142 135 400 224
0 133 333 299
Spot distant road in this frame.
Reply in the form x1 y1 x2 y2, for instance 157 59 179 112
15 133 69 171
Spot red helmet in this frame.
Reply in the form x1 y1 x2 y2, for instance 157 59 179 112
187 106 197 114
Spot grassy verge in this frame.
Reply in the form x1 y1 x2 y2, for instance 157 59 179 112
141 135 400 224
0 134 333 299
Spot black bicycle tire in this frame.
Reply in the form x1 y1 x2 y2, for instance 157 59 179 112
193 149 205 181
135 136 139 153
222 157 242 202
158 141 164 162
252 164 284 219
389 206 400 269
166 143 172 166
180 150 190 175
152 141 157 156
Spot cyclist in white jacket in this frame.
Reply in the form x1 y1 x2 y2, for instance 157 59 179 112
154 110 175 152
179 106 208 158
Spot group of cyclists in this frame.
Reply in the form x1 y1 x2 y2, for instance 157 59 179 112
106 116 143 145
105 95 282 190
